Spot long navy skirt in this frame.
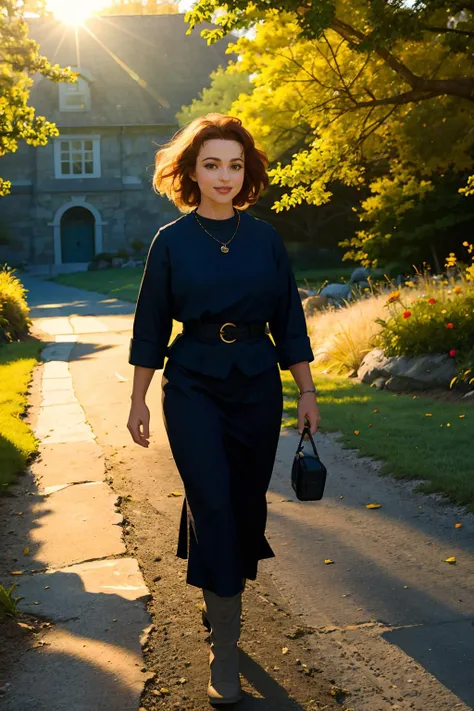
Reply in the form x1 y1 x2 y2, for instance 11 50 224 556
161 358 283 597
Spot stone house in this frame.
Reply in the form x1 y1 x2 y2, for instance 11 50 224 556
0 14 234 274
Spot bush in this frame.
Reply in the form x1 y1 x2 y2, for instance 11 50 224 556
0 266 31 343
374 285 474 360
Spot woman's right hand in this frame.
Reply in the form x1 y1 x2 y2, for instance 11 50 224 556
127 400 151 447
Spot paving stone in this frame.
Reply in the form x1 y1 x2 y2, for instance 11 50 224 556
1 559 151 711
13 482 125 570
42 361 70 379
32 441 105 489
41 376 74 392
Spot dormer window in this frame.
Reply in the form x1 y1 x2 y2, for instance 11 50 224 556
59 74 91 112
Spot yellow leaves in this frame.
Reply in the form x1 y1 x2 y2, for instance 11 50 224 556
455 523 463 529
324 559 335 565
282 647 289 654
23 547 29 555
167 491 182 497
444 557 456 565
366 503 382 509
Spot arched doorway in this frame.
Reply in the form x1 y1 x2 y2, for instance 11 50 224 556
61 206 95 263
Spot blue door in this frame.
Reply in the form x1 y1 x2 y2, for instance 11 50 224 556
61 207 95 263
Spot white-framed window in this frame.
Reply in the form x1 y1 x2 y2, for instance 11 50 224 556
53 135 101 179
59 76 91 112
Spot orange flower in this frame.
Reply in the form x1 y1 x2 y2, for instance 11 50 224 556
446 322 454 329
403 310 411 319
387 291 401 304
428 298 436 305
453 286 463 294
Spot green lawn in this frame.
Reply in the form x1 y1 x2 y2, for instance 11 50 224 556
281 367 474 511
51 266 356 301
0 339 44 491
51 267 144 302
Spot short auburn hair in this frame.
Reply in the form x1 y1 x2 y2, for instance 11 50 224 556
152 113 269 211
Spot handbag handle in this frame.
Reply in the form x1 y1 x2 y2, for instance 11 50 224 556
296 423 320 458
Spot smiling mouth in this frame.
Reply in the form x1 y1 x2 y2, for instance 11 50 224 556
215 187 231 191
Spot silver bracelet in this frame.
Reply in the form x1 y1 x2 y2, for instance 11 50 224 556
299 388 317 398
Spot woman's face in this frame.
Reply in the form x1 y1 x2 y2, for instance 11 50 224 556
190 139 245 205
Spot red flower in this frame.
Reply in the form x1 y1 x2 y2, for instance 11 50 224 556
428 298 436 305
403 311 411 319
449 349 457 357
446 322 454 329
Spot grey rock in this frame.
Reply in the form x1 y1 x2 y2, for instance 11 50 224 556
358 348 456 391
302 295 328 318
349 267 370 284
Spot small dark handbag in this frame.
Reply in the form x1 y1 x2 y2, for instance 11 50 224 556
291 425 327 501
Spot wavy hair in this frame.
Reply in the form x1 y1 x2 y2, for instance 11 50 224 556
152 113 269 211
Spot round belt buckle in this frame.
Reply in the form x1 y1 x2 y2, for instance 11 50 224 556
220 322 237 344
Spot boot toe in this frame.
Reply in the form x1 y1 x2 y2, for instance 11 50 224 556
208 680 242 705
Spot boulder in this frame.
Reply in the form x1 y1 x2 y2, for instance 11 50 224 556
302 295 328 318
112 257 125 268
357 348 456 391
350 267 370 284
319 283 352 305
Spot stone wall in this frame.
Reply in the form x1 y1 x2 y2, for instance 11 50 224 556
0 126 181 266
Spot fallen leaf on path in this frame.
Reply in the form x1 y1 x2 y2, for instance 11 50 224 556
444 557 456 564
366 503 382 509
23 547 29 555
9 570 24 575
282 647 289 655
114 372 128 382
455 523 463 529
168 491 182 497
324 559 335 565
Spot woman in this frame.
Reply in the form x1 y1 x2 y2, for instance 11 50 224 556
127 113 320 706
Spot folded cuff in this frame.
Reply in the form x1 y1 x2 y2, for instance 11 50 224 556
276 336 314 370
128 337 166 370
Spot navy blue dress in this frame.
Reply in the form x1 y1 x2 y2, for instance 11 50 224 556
129 208 314 596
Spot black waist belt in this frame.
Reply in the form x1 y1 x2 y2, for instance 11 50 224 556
183 321 267 344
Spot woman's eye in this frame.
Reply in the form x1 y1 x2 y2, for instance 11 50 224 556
204 163 216 169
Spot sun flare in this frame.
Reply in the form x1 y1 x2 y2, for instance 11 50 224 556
46 0 107 24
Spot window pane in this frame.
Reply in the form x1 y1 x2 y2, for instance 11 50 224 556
72 161 83 174
71 152 82 162
61 161 70 174
71 140 82 151
84 141 93 151
84 161 94 174
84 151 93 161
60 151 70 160
60 141 69 152
65 94 85 107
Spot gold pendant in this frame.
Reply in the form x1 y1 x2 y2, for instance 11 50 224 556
221 245 229 253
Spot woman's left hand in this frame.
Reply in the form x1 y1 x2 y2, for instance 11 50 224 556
297 393 321 434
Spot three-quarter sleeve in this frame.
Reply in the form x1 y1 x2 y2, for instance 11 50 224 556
268 227 314 370
128 230 173 370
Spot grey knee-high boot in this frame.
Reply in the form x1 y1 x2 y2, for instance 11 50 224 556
202 588 243 706
201 579 246 632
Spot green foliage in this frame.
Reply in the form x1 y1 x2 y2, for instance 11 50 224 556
0 583 23 619
374 285 474 360
181 0 474 266
176 65 251 127
0 266 31 343
0 0 76 195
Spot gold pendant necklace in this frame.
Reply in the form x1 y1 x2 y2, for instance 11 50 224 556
193 208 240 253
